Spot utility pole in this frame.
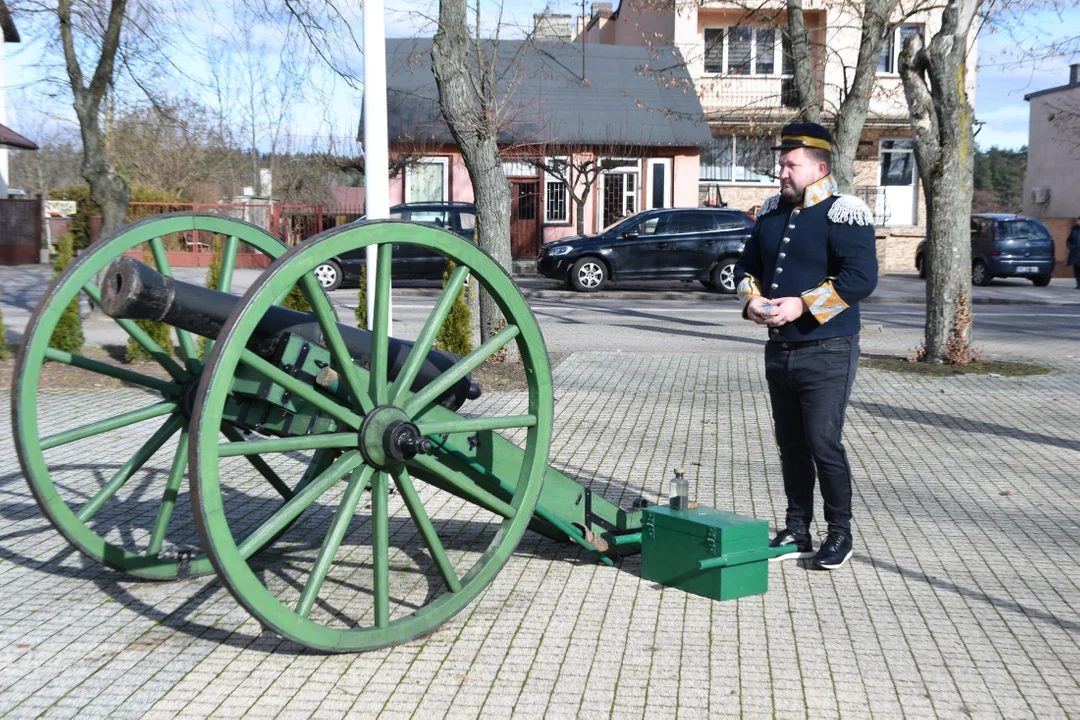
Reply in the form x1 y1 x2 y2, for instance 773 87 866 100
363 0 391 332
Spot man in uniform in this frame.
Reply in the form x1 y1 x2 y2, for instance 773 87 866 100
734 122 877 570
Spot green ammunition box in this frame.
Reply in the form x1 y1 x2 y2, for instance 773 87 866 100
640 505 770 602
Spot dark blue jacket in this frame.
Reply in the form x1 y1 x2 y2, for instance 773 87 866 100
735 187 878 342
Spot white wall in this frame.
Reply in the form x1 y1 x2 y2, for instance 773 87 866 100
1022 86 1080 220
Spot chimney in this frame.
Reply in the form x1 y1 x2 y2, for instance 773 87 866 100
1071 63 1080 86
591 2 613 17
534 13 572 41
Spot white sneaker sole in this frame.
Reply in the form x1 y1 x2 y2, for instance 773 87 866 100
813 550 853 570
769 550 815 562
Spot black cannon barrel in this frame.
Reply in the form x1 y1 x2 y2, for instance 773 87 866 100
99 256 481 410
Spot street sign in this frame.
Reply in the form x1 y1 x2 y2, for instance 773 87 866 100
44 200 77 218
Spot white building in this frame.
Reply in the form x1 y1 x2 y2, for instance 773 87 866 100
1 0 39 199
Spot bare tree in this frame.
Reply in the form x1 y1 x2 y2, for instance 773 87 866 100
57 0 130 237
431 0 520 349
899 0 980 363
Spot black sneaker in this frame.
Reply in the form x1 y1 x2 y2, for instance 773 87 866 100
768 528 813 562
812 531 853 570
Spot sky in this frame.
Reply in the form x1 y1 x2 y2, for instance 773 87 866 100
2 1 1078 153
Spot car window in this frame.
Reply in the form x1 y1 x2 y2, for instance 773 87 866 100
629 215 664 235
676 212 717 234
458 212 476 231
996 219 1050 240
409 210 451 229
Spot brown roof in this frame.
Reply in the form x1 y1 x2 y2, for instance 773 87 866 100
0 123 37 150
0 0 19 43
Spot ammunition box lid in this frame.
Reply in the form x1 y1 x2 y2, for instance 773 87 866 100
643 505 768 541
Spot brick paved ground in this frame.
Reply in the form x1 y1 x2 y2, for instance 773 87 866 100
1 350 1078 718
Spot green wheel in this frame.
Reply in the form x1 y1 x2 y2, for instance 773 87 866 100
12 213 305 579
191 221 553 651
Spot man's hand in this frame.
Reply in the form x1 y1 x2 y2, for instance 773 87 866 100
764 296 806 326
746 296 775 325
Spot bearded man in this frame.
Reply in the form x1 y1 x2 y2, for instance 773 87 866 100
733 122 878 570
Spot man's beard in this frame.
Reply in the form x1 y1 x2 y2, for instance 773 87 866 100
780 183 802 204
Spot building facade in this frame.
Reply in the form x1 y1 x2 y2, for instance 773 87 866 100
572 0 978 272
376 39 710 259
1022 64 1080 278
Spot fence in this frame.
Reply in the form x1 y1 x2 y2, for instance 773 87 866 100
0 197 43 265
88 201 331 268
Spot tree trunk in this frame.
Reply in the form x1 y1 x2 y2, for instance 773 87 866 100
786 0 821 124
432 0 516 360
899 0 979 363
830 0 895 194
75 100 131 239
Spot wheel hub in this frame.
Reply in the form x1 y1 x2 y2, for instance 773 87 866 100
358 405 433 470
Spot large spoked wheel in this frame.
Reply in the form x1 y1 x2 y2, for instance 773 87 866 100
192 221 553 652
12 213 306 579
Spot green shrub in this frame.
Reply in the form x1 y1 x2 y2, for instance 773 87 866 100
281 284 313 312
354 270 368 329
436 260 473 356
47 234 84 354
125 251 174 363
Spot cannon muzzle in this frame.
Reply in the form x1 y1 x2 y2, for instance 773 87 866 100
100 256 481 410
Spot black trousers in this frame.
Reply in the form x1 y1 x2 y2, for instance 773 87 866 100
1073 264 1080 287
764 334 860 535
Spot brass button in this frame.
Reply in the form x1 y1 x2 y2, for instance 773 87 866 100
776 267 783 274
788 224 796 229
779 253 786 259
771 283 778 289
783 237 791 244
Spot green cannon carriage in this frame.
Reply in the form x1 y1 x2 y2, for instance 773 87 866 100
12 213 797 652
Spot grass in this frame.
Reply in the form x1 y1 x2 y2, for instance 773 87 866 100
860 355 1052 377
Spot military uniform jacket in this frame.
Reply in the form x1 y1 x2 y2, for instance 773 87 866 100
734 175 878 342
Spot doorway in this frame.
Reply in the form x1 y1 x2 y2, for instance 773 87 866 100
878 139 917 226
510 180 541 258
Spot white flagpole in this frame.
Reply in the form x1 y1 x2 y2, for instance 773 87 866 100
363 0 391 332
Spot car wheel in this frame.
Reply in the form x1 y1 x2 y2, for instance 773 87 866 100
710 258 737 294
972 259 992 287
313 260 342 291
916 255 927 279
570 257 607 292
1032 275 1051 287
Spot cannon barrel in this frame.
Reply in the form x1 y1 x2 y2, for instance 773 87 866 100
99 256 481 410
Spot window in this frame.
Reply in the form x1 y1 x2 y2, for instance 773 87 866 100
704 27 784 76
405 158 448 203
879 139 915 186
410 210 451 228
676 212 717 234
543 158 569 224
458 212 475 231
701 134 776 183
878 24 923 74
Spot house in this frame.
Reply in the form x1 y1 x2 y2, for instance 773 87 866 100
1 0 38 199
373 38 711 259
570 0 978 273
1022 64 1080 279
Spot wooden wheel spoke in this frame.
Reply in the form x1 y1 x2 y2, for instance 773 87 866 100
239 350 363 429
417 414 537 437
202 234 241 359
41 401 179 451
388 264 469 407
217 432 357 458
297 272 374 415
220 425 295 500
76 413 185 522
82 282 190 382
295 465 375 618
410 453 515 519
372 470 390 628
403 325 521 416
236 451 364 560
145 429 189 557
44 348 180 395
391 465 462 593
370 242 393 406
149 237 201 372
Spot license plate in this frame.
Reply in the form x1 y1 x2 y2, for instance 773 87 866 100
1017 266 1038 273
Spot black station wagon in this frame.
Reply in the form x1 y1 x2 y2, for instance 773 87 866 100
536 207 755 293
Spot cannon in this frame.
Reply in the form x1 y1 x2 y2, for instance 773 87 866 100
13 213 799 652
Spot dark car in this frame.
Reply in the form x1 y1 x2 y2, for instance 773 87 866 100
313 202 476 290
915 214 1056 287
537 207 755 293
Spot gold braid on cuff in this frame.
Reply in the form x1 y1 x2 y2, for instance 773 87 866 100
801 279 849 324
737 275 761 306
